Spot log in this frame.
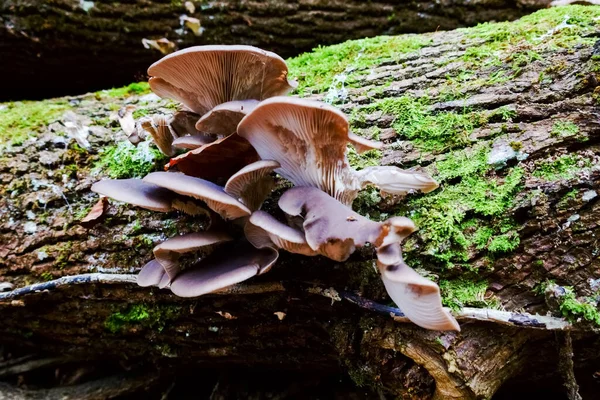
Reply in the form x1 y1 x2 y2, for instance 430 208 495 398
1 5 600 398
0 0 553 101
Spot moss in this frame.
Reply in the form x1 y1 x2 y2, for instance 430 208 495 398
558 288 600 326
532 154 591 181
104 303 181 333
551 120 579 138
346 147 382 170
351 96 486 153
0 99 71 146
439 279 497 311
132 108 150 119
287 35 430 95
99 82 151 98
93 141 169 179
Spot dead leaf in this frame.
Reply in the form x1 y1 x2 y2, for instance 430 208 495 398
216 311 237 320
80 197 108 228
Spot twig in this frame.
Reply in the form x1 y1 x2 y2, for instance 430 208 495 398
0 274 574 330
556 331 583 400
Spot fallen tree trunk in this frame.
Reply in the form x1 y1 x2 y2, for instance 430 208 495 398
1 5 600 398
0 0 553 101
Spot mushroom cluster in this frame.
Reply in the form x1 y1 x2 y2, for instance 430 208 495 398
89 45 459 331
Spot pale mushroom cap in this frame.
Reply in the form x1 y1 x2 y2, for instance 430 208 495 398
380 261 460 331
143 172 251 219
139 114 177 156
348 132 383 154
238 97 353 203
154 232 233 280
278 187 386 261
195 100 260 136
245 211 317 257
169 245 278 297
224 160 280 211
172 134 215 150
167 133 260 181
91 179 174 212
148 45 296 115
356 166 439 195
137 259 167 287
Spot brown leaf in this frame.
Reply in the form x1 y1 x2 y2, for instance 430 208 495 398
80 197 108 228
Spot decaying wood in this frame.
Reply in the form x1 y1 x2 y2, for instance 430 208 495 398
0 0 552 100
1 7 600 398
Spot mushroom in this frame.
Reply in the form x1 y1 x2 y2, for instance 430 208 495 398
91 179 174 212
278 186 415 262
137 259 167 287
118 105 138 143
237 97 438 206
143 172 251 219
147 45 296 116
170 110 217 142
377 247 460 332
91 178 209 216
138 114 178 156
169 243 278 297
152 231 233 282
167 133 259 181
224 160 280 211
195 100 259 137
244 210 317 258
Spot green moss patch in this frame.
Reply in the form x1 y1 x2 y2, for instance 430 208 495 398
440 278 498 311
104 303 181 333
93 141 169 179
0 100 72 146
98 82 151 99
288 35 430 95
532 154 592 181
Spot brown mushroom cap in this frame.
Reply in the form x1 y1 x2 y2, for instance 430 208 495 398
143 172 251 219
172 134 215 150
224 160 280 211
137 259 167 287
238 97 437 205
195 100 259 136
154 231 233 281
148 45 296 115
379 256 460 331
91 179 174 212
169 244 278 297
245 211 317 258
167 133 260 181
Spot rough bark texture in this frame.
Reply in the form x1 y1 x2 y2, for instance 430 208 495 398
0 0 553 101
1 5 600 399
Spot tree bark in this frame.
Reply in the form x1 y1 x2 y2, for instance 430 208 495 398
1 6 600 398
0 0 552 101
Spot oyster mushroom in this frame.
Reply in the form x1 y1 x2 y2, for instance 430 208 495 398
170 243 278 297
224 160 280 211
148 45 296 116
143 172 251 220
237 97 438 206
138 114 178 156
195 100 260 137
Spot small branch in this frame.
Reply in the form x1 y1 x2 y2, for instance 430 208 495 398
0 274 574 330
0 357 68 378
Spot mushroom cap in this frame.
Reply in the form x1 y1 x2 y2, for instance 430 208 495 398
169 244 278 297
154 232 233 280
195 100 259 136
137 259 167 287
348 132 383 154
379 258 460 331
172 134 216 150
139 114 177 156
91 179 174 212
148 45 296 115
238 97 353 203
356 166 439 196
170 110 216 139
278 186 387 262
167 133 260 181
143 172 251 219
224 160 280 211
245 211 317 258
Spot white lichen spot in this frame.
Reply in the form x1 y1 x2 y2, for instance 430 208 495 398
79 0 94 12
23 221 37 234
208 326 219 332
37 250 48 261
487 141 516 168
184 1 195 13
26 210 36 220
582 190 597 202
